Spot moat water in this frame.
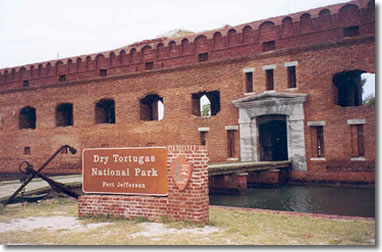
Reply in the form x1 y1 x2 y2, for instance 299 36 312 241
209 185 375 218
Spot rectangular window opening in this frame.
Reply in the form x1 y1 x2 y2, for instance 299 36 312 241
99 69 107 76
287 66 296 88
266 69 274 91
310 126 325 158
263 41 275 52
145 62 154 70
198 53 209 62
245 72 253 93
24 146 31 155
351 124 365 157
344 26 360 37
59 75 66 82
227 130 236 158
22 80 29 87
95 99 115 124
200 131 207 146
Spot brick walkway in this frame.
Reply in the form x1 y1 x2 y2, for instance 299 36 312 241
0 175 82 203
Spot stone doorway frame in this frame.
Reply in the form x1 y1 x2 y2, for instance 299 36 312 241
233 93 308 172
257 114 288 161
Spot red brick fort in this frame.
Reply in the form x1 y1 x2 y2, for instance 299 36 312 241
0 0 375 185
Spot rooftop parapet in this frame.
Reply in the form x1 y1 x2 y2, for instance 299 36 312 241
0 0 374 91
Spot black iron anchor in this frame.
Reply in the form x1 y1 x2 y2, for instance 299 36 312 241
3 145 79 206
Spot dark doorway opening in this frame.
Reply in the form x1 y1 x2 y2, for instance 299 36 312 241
258 115 288 161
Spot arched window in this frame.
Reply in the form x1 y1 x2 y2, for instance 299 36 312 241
95 99 115 124
86 56 92 69
259 21 276 40
119 50 126 64
318 9 332 29
29 65 35 78
95 54 106 69
56 103 73 127
282 17 295 36
300 13 314 33
339 4 360 26
109 52 116 66
11 68 16 80
142 45 153 60
194 35 208 52
157 43 166 58
67 59 73 72
130 48 137 63
242 26 253 43
227 29 238 46
169 41 177 56
213 32 223 49
140 94 164 121
55 60 64 75
19 106 36 129
76 58 82 71
181 39 190 54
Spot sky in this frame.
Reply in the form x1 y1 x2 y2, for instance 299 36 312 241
0 0 376 96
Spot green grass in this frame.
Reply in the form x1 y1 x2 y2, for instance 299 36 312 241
209 207 375 245
0 198 375 245
0 197 77 223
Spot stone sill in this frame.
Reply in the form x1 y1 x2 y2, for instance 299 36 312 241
351 157 366 161
310 157 326 161
227 158 239 161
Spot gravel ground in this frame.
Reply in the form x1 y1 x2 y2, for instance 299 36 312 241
0 216 111 233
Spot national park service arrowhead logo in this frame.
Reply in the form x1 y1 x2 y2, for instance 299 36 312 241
170 154 193 191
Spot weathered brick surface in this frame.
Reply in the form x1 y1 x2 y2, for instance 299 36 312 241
0 0 375 184
209 173 248 194
78 145 209 224
248 170 281 186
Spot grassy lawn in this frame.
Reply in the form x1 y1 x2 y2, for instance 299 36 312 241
0 198 375 245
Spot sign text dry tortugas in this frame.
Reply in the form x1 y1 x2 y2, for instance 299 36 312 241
82 147 168 196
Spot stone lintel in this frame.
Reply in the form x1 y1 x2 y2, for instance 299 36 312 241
242 67 255 73
225 125 239 131
263 64 276 70
347 119 366 125
284 61 298 67
307 121 326 126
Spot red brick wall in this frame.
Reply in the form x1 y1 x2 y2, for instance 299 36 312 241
209 173 248 194
0 0 375 185
248 170 280 186
78 145 209 224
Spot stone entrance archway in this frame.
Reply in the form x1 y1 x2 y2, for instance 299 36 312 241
233 93 308 171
